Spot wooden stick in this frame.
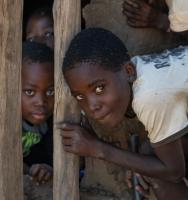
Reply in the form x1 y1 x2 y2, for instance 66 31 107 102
53 1 81 200
0 0 23 199
130 134 142 200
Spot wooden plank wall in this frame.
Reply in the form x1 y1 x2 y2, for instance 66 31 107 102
0 0 23 200
53 0 81 200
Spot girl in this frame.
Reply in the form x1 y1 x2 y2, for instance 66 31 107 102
59 28 188 199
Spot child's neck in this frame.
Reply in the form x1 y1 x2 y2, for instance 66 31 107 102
24 120 34 126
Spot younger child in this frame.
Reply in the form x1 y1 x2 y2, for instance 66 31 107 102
25 7 54 49
59 28 188 199
22 41 54 184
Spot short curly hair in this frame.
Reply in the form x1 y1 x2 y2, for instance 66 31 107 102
63 28 130 73
22 41 54 64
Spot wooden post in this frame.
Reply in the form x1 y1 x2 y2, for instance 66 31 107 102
53 1 81 200
0 0 23 200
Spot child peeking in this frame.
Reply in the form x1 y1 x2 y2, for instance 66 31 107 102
22 41 54 184
25 7 54 49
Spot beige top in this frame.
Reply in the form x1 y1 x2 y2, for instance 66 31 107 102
166 0 188 32
132 46 188 146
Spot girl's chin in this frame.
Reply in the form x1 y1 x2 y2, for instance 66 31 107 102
30 118 47 125
98 116 124 129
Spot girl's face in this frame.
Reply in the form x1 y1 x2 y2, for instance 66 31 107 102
22 62 54 125
65 63 132 128
26 16 54 49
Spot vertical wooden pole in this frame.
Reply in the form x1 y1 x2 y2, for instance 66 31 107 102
53 1 81 200
0 0 23 200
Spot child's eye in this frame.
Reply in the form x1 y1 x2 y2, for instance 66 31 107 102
75 94 84 101
95 85 104 94
46 89 54 96
44 31 54 38
27 37 35 42
24 90 35 96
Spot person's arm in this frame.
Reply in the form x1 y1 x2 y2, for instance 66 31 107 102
98 137 185 182
58 123 185 183
122 0 188 39
122 0 169 31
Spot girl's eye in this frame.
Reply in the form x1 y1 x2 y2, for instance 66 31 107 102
95 85 104 94
75 94 84 101
45 31 54 38
27 37 35 42
46 89 54 96
25 90 34 96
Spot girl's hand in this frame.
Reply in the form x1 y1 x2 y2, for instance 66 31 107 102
29 164 53 185
125 170 150 198
122 0 169 31
57 122 100 157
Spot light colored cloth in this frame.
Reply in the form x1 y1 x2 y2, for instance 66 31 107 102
132 46 188 146
166 0 188 32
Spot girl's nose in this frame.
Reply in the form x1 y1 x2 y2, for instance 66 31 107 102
35 36 46 44
35 94 46 106
87 97 101 112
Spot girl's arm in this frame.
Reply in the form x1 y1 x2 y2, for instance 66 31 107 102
98 137 185 182
58 123 185 183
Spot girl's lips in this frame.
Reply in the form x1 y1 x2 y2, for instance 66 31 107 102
94 112 111 121
32 113 46 120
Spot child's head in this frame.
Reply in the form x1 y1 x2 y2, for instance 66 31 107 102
22 42 54 125
26 7 54 49
63 28 136 128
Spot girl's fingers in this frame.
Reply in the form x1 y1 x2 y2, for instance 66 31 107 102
123 10 141 20
125 170 133 188
123 0 139 9
56 122 76 131
136 185 150 198
127 19 148 27
30 164 40 177
136 174 149 190
37 168 47 182
44 171 52 181
62 137 73 145
61 130 74 138
63 145 74 153
123 3 140 14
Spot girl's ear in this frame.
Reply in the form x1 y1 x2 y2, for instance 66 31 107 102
122 61 136 83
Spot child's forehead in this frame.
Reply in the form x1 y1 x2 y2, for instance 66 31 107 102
65 62 117 84
22 62 54 87
23 61 53 73
30 15 52 25
73 62 115 74
27 15 53 30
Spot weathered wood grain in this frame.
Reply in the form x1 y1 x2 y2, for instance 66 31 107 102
0 0 23 199
53 1 81 200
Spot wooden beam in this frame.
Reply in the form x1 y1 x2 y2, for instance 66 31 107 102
0 0 23 199
53 1 81 200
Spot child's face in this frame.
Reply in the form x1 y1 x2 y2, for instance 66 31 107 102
64 63 131 128
22 62 54 125
26 16 54 49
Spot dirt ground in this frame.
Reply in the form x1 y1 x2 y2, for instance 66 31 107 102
24 175 52 200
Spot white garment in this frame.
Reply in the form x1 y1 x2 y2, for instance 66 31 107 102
132 46 188 146
166 0 188 32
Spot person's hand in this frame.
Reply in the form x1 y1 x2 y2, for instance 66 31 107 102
125 170 150 198
57 122 100 157
29 164 53 185
122 0 169 30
